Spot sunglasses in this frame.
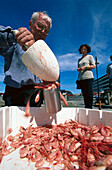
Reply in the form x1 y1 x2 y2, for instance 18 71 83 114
36 22 49 35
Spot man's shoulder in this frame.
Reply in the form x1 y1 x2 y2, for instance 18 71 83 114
0 25 12 32
107 63 112 67
107 63 112 70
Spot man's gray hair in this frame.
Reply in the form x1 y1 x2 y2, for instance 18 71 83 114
31 11 52 28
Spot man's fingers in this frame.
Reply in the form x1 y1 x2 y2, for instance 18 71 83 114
15 27 35 47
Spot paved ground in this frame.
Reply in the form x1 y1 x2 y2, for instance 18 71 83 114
0 96 5 107
0 95 112 111
62 96 112 111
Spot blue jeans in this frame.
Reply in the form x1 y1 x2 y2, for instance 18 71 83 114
80 79 93 109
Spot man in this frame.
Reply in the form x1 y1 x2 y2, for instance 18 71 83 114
106 55 112 99
0 11 52 106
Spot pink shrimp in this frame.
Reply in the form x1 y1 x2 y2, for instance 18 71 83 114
25 81 68 116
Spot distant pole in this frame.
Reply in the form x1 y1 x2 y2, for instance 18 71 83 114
95 56 101 110
58 70 60 90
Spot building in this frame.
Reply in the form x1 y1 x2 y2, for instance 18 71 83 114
93 74 110 93
93 74 110 104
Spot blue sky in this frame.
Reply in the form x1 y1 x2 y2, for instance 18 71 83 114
0 0 112 94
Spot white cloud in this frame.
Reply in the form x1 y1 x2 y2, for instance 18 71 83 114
57 53 79 72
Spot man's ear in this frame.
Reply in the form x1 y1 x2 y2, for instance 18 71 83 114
29 20 32 29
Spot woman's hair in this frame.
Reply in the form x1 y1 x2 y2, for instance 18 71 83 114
110 55 112 59
31 11 52 28
78 44 91 54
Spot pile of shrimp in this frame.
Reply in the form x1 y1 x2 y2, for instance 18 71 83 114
0 119 112 169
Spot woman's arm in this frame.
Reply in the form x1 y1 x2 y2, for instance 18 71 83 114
77 65 95 71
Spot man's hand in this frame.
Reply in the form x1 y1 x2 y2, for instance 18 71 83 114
15 27 35 51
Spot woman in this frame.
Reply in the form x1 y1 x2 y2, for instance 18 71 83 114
77 44 95 109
